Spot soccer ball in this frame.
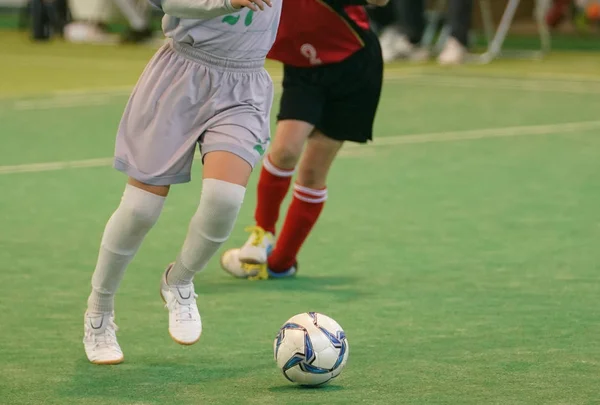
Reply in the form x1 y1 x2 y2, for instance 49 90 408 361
273 312 349 386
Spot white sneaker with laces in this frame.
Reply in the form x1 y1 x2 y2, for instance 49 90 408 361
83 312 124 365
160 266 202 345
238 226 275 265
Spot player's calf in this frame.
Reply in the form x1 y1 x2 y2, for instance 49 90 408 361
295 131 343 189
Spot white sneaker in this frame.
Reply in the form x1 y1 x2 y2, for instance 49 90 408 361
221 248 267 280
83 312 124 365
221 248 298 281
238 226 275 265
160 266 202 345
380 29 413 62
438 37 468 65
64 22 118 44
379 29 430 63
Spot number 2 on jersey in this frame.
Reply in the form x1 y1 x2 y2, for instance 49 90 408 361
301 44 323 66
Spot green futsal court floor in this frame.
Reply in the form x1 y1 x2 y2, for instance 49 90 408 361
1 32 599 404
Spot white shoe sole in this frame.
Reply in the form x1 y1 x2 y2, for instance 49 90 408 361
89 356 124 365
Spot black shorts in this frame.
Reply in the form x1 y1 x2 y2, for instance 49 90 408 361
277 32 384 144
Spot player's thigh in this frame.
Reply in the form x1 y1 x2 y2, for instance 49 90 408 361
128 178 170 197
296 131 343 189
202 151 252 187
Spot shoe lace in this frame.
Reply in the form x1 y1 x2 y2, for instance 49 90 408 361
242 263 269 281
244 226 266 247
165 291 199 323
89 318 119 348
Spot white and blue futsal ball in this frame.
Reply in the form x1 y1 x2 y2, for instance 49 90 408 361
273 312 349 386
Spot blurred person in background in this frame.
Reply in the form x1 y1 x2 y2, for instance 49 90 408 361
28 0 70 40
112 0 153 42
64 0 153 44
367 0 398 32
546 0 572 28
371 0 473 65
369 0 429 62
547 0 600 30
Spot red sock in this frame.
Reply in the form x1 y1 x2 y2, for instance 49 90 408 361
268 184 327 273
255 155 295 234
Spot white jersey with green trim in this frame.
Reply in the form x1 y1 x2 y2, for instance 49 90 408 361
150 0 282 60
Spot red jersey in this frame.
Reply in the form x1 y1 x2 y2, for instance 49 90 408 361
267 0 370 68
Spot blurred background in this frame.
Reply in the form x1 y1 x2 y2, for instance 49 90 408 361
2 0 600 94
2 1 600 404
3 0 600 53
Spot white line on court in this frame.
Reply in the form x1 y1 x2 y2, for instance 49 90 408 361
1 120 598 175
3 54 146 71
0 158 114 175
384 67 600 83
341 120 600 154
53 86 134 97
391 75 600 95
13 94 116 111
4 71 600 110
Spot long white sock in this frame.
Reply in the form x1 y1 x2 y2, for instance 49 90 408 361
111 0 149 30
167 179 246 286
87 184 165 313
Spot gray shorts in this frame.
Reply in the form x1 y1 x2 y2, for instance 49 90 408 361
114 41 273 185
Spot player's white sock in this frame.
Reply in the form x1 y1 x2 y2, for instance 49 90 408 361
111 0 149 30
167 179 246 285
87 184 165 313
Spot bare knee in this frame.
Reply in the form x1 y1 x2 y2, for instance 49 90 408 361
269 140 303 169
268 120 315 170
